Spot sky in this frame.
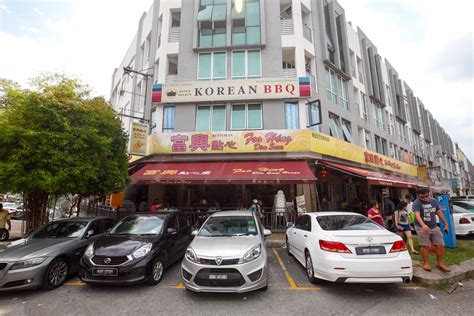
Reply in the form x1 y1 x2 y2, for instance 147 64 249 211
0 0 472 161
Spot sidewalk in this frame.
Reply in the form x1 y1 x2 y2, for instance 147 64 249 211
265 233 474 286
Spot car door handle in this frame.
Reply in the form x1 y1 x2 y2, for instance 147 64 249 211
304 235 307 238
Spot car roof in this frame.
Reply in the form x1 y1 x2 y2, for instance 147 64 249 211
304 211 365 217
210 210 254 217
55 217 114 222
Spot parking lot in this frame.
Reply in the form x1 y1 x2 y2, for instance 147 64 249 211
0 246 473 316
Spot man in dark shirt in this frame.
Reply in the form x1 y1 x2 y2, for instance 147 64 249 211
412 188 450 272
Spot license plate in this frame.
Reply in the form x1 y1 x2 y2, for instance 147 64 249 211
92 268 118 276
355 246 386 255
209 274 228 280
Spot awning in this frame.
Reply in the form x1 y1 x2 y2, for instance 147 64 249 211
321 161 418 189
131 161 316 185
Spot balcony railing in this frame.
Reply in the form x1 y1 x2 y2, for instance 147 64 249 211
280 18 294 35
168 27 180 42
306 72 316 96
303 25 312 42
282 68 297 78
165 74 177 83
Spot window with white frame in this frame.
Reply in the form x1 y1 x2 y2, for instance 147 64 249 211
285 102 299 129
325 67 348 110
328 113 343 140
381 138 388 156
326 67 337 103
337 76 349 110
364 129 372 150
231 104 262 130
196 105 226 131
308 102 321 132
163 106 175 132
360 92 368 121
341 119 354 143
197 0 227 48
232 50 261 78
371 101 384 129
151 109 157 133
374 135 382 154
198 52 226 80
231 0 261 45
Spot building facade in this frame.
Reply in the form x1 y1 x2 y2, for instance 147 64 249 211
110 0 471 214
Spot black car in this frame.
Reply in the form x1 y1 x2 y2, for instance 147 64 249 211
80 211 192 286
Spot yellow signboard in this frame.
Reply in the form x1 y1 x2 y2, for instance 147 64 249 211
146 129 418 177
130 122 148 156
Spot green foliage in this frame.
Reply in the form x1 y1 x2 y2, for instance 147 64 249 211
0 74 129 198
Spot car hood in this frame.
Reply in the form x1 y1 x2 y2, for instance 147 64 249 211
0 238 75 261
93 235 156 257
191 235 261 258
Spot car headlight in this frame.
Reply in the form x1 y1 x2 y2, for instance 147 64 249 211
84 243 94 258
185 248 200 263
240 244 262 264
132 243 152 259
10 257 47 270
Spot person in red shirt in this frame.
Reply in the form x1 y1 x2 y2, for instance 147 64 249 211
149 199 161 214
368 200 384 227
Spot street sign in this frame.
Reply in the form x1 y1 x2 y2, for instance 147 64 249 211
436 194 456 248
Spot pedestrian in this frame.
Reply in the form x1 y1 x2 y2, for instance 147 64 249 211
367 200 384 227
394 201 418 254
138 199 148 212
0 203 12 240
149 199 161 214
405 193 415 228
249 198 261 216
412 188 450 272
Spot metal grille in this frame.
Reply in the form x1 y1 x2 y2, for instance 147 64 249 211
91 256 128 266
199 258 240 266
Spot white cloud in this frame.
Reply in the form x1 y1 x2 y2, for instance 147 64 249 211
34 7 44 16
339 0 474 161
28 27 40 33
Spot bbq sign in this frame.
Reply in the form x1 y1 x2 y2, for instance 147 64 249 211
152 77 311 103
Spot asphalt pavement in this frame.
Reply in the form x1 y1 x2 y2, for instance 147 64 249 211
0 247 473 316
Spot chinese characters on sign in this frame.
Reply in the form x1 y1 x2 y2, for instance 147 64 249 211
130 122 148 156
364 152 402 170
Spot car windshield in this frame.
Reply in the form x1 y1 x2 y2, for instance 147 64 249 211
110 215 165 235
32 221 88 238
317 215 384 231
199 216 258 237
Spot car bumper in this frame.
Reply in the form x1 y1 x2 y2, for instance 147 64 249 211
181 255 268 293
0 260 51 292
455 224 474 236
79 257 149 285
312 252 413 283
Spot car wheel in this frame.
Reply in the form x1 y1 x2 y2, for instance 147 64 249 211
0 228 8 241
146 258 164 286
305 251 317 284
42 258 69 290
286 237 293 257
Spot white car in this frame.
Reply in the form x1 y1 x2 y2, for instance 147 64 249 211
452 205 474 236
286 212 413 284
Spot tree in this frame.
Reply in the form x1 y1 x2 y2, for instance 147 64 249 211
0 74 129 231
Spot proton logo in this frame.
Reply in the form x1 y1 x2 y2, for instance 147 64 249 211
215 257 222 266
104 257 112 264
366 237 374 243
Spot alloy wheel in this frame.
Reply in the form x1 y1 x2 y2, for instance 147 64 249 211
306 253 313 279
49 260 68 287
152 261 163 281
0 231 7 240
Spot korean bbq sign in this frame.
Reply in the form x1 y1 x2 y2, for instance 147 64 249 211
152 77 311 103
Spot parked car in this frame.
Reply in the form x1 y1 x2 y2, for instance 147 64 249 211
452 205 474 236
286 212 413 284
451 200 474 212
0 217 115 292
182 210 271 293
80 211 191 286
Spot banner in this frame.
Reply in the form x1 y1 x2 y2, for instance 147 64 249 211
129 122 148 156
152 77 310 103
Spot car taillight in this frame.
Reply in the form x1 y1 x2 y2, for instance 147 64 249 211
319 240 352 253
459 218 470 224
390 240 408 253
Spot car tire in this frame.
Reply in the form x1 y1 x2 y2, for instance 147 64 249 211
42 258 69 290
305 251 317 284
146 258 164 286
286 237 293 257
0 228 9 241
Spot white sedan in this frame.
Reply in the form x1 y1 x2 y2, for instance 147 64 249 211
286 212 413 284
452 205 474 236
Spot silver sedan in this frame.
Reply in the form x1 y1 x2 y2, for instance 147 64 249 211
181 210 271 293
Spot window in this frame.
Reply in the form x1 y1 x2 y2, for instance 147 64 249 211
381 139 388 156
374 135 382 154
285 102 299 129
308 102 321 132
329 114 342 139
325 67 348 109
337 76 348 110
198 0 227 48
196 105 226 131
360 92 368 121
341 119 353 143
231 104 262 130
198 52 226 80
326 67 337 103
163 106 175 132
151 109 157 133
364 130 372 150
178 215 188 230
371 101 384 129
232 50 261 78
167 216 178 230
231 0 261 45
171 11 181 27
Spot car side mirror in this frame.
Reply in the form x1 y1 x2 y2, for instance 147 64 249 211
86 230 94 239
167 228 177 235
286 222 294 228
191 230 198 237
263 229 272 237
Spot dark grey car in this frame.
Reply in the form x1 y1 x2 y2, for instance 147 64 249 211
0 217 115 291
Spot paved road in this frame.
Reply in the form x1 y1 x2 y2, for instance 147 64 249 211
0 247 472 316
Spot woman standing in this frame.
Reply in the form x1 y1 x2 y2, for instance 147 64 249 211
394 201 418 254
367 200 384 227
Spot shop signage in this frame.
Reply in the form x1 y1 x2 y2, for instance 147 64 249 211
152 77 311 103
129 122 148 156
